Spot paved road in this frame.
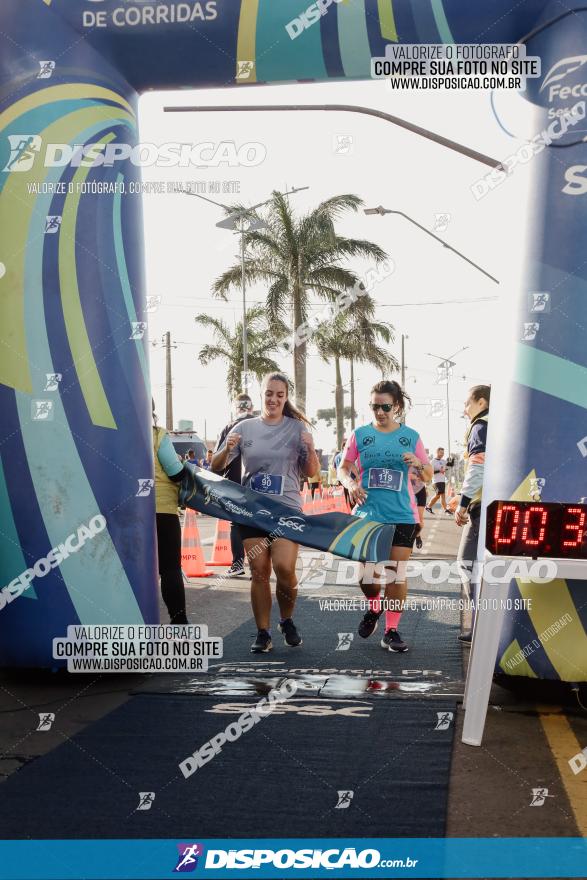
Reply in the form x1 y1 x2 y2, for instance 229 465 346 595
1 510 585 852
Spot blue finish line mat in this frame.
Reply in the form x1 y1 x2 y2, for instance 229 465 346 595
0 694 455 840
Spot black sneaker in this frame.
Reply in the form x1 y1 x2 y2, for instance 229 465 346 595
425 506 434 514
444 508 453 515
227 563 245 577
385 628 408 652
251 630 272 653
278 618 302 647
380 627 393 649
358 609 382 639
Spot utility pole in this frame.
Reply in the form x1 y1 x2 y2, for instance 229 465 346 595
240 223 248 389
164 331 173 431
427 347 469 459
446 378 451 457
350 358 355 431
400 334 407 424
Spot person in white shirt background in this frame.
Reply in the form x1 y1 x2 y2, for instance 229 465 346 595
426 447 451 515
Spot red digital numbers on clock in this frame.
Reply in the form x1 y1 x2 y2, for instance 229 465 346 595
520 505 549 546
493 503 520 545
563 507 586 549
487 501 587 558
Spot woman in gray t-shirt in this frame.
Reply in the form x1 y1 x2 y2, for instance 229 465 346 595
213 372 320 654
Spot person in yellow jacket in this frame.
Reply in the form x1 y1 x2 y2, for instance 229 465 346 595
152 402 188 624
308 466 322 500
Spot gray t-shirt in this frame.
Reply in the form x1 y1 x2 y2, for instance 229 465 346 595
219 416 308 510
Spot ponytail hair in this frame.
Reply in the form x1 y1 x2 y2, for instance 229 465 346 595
262 371 313 427
370 379 411 418
470 384 491 406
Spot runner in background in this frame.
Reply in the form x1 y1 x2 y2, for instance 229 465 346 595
152 401 188 625
409 466 427 550
454 384 490 645
426 447 451 514
308 466 322 500
333 441 351 509
213 393 256 577
213 372 320 653
337 380 433 652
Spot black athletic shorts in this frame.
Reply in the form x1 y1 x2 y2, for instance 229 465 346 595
434 481 446 495
415 487 427 508
238 524 280 543
392 523 419 548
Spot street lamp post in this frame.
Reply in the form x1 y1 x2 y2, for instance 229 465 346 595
363 206 499 284
426 347 469 459
180 186 309 393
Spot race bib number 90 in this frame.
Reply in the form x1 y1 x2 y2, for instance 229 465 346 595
368 468 403 492
250 473 284 495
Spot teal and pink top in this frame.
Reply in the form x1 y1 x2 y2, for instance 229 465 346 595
342 423 429 525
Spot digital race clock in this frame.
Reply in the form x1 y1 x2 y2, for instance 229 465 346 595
485 501 587 559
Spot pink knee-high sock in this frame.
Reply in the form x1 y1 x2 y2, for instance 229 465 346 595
368 595 382 614
385 610 401 630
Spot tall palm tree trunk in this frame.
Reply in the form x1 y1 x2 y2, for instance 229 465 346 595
293 284 307 413
335 356 344 449
350 357 356 431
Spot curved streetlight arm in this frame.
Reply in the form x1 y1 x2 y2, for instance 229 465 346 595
165 104 502 170
369 208 498 284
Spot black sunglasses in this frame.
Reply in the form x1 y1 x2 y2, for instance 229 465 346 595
370 402 394 412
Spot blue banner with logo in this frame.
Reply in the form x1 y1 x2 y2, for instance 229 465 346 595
0 837 586 879
179 467 395 563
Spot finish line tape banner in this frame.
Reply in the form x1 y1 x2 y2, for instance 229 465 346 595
0 837 585 879
179 468 395 563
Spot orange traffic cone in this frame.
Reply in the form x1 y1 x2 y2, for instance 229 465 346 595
209 519 232 566
181 509 213 577
333 487 344 512
312 490 324 515
323 488 335 514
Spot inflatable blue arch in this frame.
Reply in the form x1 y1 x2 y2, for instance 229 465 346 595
0 0 586 680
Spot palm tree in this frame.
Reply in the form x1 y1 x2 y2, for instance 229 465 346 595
212 192 388 413
195 305 283 395
315 295 398 447
345 294 400 432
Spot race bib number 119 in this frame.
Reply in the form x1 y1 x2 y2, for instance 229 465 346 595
368 468 403 492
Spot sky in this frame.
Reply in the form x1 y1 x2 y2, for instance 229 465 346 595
138 78 536 455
